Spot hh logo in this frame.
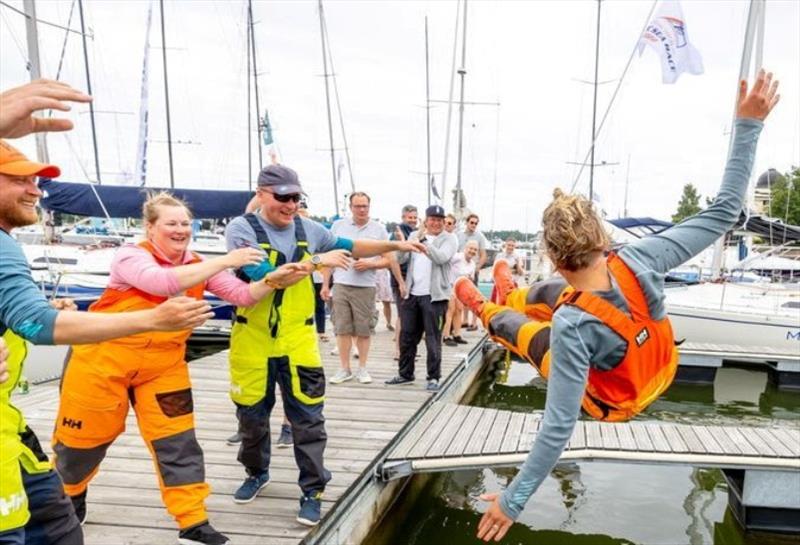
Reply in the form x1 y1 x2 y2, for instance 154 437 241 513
62 417 82 430
0 492 25 517
635 328 650 347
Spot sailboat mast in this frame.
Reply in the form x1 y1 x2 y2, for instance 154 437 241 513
76 0 101 184
135 2 153 187
440 0 461 204
425 16 432 206
248 0 263 171
22 0 49 163
710 0 765 279
454 0 468 208
246 4 252 190
589 0 601 202
318 0 339 215
159 0 175 188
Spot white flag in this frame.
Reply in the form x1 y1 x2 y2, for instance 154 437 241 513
638 0 704 84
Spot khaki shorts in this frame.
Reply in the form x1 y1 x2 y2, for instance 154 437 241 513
331 284 378 337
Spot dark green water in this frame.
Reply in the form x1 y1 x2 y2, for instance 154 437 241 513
365 361 800 545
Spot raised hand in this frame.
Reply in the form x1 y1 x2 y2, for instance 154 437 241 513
225 247 266 269
265 263 310 289
151 296 213 331
393 226 406 241
737 69 780 121
476 493 513 542
0 79 92 138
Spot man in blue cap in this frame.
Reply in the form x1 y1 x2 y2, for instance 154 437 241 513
386 204 458 392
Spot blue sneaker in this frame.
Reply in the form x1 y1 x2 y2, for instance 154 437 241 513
233 471 269 504
297 491 323 526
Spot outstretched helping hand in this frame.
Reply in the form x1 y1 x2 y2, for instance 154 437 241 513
0 79 92 139
736 68 780 121
476 493 513 542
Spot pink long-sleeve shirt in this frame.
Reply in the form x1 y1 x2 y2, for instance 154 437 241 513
108 243 257 307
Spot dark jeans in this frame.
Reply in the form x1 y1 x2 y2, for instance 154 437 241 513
235 356 331 495
397 294 448 381
0 466 83 545
313 282 326 334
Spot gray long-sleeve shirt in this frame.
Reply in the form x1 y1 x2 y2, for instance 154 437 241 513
499 118 764 520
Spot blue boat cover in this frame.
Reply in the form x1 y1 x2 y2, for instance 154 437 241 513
39 179 254 219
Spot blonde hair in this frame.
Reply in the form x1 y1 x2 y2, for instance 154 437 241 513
541 188 609 271
142 190 192 226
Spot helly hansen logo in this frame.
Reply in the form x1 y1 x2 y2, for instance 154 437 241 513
635 327 650 347
0 492 25 516
62 417 82 429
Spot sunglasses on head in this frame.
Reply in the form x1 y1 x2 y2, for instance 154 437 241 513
270 192 302 203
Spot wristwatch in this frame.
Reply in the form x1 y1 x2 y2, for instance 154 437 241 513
310 254 323 270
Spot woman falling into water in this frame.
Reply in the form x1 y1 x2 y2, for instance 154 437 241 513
454 70 780 541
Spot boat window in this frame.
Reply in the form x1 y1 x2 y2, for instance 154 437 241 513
781 301 800 309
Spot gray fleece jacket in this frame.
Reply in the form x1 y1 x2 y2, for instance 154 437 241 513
396 230 458 302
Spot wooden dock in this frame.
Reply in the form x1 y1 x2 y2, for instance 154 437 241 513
378 401 800 480
13 328 485 545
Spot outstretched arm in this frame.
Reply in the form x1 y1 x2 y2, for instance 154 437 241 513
0 79 91 138
622 70 780 274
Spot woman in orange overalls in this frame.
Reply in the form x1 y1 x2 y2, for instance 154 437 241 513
51 192 324 545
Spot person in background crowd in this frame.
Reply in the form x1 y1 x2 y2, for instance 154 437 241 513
387 205 458 392
444 213 457 234
490 238 526 303
457 213 489 331
389 204 418 359
443 240 479 346
324 192 403 385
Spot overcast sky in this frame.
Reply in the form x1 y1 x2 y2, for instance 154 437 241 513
2 0 798 231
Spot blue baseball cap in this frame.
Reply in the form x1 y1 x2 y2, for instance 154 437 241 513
257 164 305 195
425 205 446 218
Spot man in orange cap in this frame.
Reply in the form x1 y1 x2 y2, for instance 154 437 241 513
0 136 214 544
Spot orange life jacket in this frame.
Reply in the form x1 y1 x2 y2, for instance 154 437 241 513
85 241 206 350
556 252 679 422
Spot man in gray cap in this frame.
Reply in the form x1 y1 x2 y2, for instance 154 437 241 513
386 204 458 392
224 164 423 525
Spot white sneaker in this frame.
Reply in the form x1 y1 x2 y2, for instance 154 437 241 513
329 346 339 355
329 369 353 384
355 368 372 384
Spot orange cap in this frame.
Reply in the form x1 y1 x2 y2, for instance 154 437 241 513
0 140 60 178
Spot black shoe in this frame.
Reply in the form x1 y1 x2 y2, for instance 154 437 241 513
71 490 87 526
453 335 469 345
385 375 415 385
178 522 229 545
443 337 458 347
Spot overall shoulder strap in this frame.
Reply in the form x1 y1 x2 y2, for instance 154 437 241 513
607 252 651 322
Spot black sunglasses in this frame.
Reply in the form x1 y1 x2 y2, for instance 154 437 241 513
271 192 302 203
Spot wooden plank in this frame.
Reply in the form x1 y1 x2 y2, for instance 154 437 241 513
615 423 637 451
483 409 511 454
567 421 586 451
517 413 541 452
660 424 689 453
427 404 471 458
691 425 725 454
770 427 800 457
644 424 671 452
676 425 705 454
445 406 485 457
599 422 620 450
408 402 459 459
722 427 759 456
463 408 498 456
500 412 526 454
707 426 740 455
628 421 654 452
753 428 793 457
585 421 603 449
738 426 776 456
389 401 446 460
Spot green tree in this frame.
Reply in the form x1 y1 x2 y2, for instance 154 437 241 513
769 166 800 226
672 183 703 223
